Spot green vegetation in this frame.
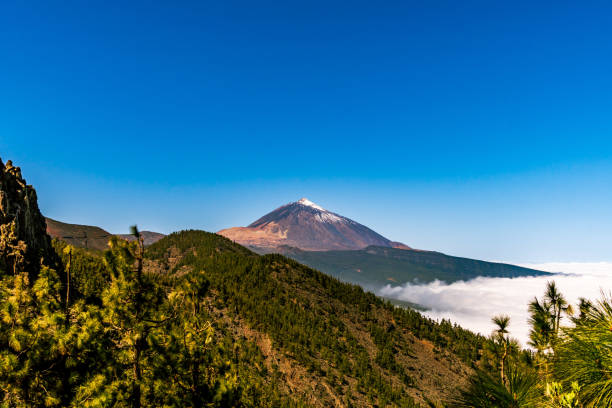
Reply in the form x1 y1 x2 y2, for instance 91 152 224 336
1 229 293 407
52 239 109 302
146 230 494 406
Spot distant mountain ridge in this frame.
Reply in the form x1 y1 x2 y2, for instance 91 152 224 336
117 231 166 246
45 217 165 251
275 245 550 288
219 198 410 251
46 217 113 251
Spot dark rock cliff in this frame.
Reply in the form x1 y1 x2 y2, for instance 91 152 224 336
0 158 59 276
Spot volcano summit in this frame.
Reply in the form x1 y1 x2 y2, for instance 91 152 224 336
218 198 410 251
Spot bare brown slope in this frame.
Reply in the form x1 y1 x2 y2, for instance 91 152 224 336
46 218 165 251
117 231 166 246
46 217 113 251
219 198 410 251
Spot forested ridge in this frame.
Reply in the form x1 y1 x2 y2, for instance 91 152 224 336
144 230 491 406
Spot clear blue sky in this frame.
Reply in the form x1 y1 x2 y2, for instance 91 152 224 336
2 1 612 262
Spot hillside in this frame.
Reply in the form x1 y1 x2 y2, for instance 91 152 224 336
117 230 166 246
45 217 113 251
273 245 550 289
45 217 165 250
143 230 490 406
219 198 410 251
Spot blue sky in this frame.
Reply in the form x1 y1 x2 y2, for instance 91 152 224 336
2 1 612 262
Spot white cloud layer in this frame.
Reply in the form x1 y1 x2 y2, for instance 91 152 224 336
379 262 612 347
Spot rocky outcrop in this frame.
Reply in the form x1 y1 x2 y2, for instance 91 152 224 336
0 158 58 276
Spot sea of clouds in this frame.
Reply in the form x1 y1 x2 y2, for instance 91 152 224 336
379 262 612 347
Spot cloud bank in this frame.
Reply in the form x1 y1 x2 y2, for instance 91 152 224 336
379 262 612 346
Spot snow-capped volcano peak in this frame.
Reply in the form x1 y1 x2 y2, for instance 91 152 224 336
219 198 411 251
297 197 325 211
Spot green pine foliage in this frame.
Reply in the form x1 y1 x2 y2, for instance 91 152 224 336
52 239 109 303
2 229 300 407
553 295 612 407
0 267 65 406
85 235 170 407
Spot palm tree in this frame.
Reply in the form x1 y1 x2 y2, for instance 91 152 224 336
492 314 511 388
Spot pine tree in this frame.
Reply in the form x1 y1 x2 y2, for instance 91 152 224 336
0 266 64 406
88 229 169 407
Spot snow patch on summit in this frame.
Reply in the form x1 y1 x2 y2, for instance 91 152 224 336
297 198 325 211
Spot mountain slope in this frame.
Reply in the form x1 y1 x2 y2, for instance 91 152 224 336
145 230 489 406
219 198 410 251
274 245 550 289
45 217 113 251
117 231 166 246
